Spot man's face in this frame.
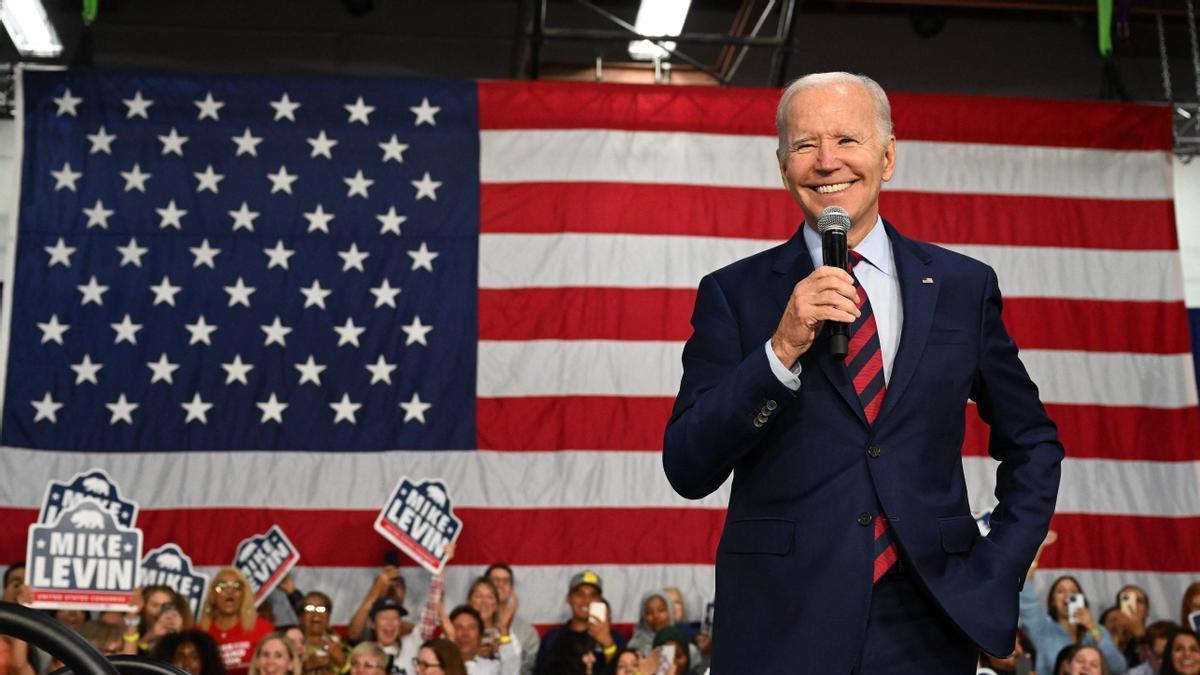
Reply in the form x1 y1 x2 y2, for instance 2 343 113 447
374 609 402 645
778 82 896 245
452 613 481 660
488 569 514 604
3 566 26 603
301 594 330 636
568 584 601 622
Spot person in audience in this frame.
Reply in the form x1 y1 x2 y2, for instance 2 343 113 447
150 630 228 675
442 604 519 674
614 649 641 675
247 632 302 675
415 638 468 675
50 608 89 631
626 591 704 674
275 625 305 657
1021 533 1127 674
1055 644 1111 675
1181 584 1200 629
535 571 623 675
651 627 691 675
464 578 504 656
1161 630 1200 675
298 591 347 674
347 566 412 643
2 562 35 675
1129 621 1181 675
368 597 419 675
198 567 275 675
349 642 392 675
140 585 194 654
485 563 539 675
1104 607 1140 668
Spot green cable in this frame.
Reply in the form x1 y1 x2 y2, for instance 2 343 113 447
82 0 99 25
1097 0 1113 55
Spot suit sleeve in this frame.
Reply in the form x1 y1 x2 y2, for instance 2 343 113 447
662 273 797 500
970 267 1064 578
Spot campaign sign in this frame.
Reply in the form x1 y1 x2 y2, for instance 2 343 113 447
39 468 138 528
233 525 299 606
374 477 462 574
25 498 142 611
142 543 210 619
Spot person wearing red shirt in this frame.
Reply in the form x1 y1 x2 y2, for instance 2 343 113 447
199 567 275 675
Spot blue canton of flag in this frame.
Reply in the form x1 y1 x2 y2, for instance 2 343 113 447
3 70 478 451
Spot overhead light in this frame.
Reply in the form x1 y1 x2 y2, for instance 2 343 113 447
1178 106 1194 120
628 0 692 61
1 0 62 57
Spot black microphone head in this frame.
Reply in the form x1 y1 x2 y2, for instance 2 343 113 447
816 206 851 235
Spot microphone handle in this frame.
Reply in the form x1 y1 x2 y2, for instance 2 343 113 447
822 230 850 359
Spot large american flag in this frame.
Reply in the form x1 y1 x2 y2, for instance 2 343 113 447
0 68 1194 630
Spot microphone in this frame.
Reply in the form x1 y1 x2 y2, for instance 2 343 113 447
817 206 851 358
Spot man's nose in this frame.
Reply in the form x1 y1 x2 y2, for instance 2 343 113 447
813 141 841 170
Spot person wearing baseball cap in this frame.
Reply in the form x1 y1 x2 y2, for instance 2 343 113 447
534 570 624 675
370 597 417 675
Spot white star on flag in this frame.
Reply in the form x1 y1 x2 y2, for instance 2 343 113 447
70 354 103 385
266 165 299 194
111 314 143 345
344 96 375 125
194 92 225 120
232 128 264 157
224 277 256 307
117 237 150 268
338 243 370 272
344 170 374 198
333 317 366 347
77 275 109 306
410 97 440 126
45 238 77 268
51 162 82 191
307 130 338 159
300 280 332 309
261 316 293 347
376 207 406 236
407 242 439 272
53 88 83 116
257 393 288 423
402 316 433 346
379 134 409 163
121 163 152 192
263 240 296 270
83 199 114 229
149 276 183 306
194 165 225 193
270 93 301 121
32 393 64 423
365 355 397 385
304 204 335 233
158 127 189 156
185 315 218 345
229 202 260 231
412 172 442 200
107 394 139 425
37 314 70 344
123 91 154 119
222 355 254 385
156 200 188 229
370 279 401 308
190 239 221 268
147 353 180 384
400 392 431 423
181 393 214 424
87 126 116 154
330 394 362 424
295 356 327 385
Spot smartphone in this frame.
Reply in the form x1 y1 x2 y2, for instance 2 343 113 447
587 601 606 624
656 645 675 675
161 602 175 615
1067 593 1086 624
384 550 400 566
482 627 499 646
1189 610 1200 632
1119 591 1138 618
701 601 715 636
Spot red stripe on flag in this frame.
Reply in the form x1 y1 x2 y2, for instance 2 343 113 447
481 183 1177 250
1039 513 1200 573
477 396 674 451
0 506 723 567
963 403 1200 462
478 81 1171 150
1002 299 1191 354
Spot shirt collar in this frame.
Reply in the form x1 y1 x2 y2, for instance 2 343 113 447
802 215 893 277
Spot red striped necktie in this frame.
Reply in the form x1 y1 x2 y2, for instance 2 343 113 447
846 250 898 582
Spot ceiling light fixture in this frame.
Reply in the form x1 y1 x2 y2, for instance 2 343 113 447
1 0 62 57
628 0 692 61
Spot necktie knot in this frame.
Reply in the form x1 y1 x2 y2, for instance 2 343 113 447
848 249 866 270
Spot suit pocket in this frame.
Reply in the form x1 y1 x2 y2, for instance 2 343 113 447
938 515 981 553
721 518 795 555
928 328 968 345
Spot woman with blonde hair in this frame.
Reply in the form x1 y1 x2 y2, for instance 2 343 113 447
198 567 275 675
247 632 302 675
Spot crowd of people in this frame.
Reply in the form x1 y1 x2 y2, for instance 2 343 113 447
2 536 1198 675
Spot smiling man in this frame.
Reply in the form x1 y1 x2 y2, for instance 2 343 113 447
663 72 1064 674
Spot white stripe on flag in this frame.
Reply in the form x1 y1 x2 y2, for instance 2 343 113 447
480 130 1173 200
480 233 1184 302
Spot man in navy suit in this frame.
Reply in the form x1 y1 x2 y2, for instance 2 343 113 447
662 72 1063 674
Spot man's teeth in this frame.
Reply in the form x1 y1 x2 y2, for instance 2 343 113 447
815 182 852 194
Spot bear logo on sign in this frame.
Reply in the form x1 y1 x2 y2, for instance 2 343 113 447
70 510 105 529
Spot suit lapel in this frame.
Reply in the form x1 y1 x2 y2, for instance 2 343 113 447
771 228 867 427
877 221 938 425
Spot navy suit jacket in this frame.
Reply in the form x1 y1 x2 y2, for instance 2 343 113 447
663 221 1063 673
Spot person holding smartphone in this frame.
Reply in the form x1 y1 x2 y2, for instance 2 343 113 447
1019 533 1128 674
534 571 624 675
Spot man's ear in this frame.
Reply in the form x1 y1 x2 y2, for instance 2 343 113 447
881 135 897 182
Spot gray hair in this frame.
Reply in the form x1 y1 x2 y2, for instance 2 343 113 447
775 72 893 158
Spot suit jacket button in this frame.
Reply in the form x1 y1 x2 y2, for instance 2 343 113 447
753 417 766 428
867 445 882 459
764 399 778 411
857 512 873 526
